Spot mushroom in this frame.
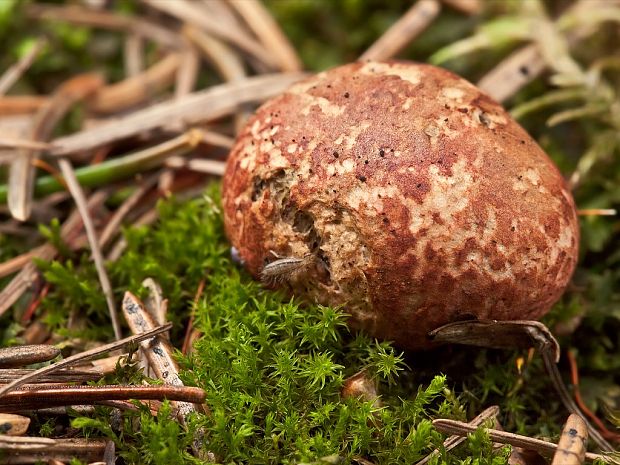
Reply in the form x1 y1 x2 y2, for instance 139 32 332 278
222 61 579 350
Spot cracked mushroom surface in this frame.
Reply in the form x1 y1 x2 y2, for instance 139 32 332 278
222 61 579 350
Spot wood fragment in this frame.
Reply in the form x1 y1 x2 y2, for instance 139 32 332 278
0 413 30 436
0 324 172 399
141 278 167 326
89 53 182 114
0 384 206 412
49 72 305 157
121 292 200 423
415 406 499 465
0 345 60 369
228 0 303 72
432 419 611 463
0 38 46 96
360 0 441 61
552 414 588 465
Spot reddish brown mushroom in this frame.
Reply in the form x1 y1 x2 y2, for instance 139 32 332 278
222 61 579 350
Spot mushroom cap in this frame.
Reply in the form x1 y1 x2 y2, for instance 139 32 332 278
222 61 579 350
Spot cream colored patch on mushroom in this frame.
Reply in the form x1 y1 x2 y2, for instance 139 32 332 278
345 185 399 212
298 94 345 117
402 97 414 110
267 148 289 170
327 158 356 176
408 159 474 235
434 116 460 139
442 87 465 101
287 143 298 154
359 61 421 86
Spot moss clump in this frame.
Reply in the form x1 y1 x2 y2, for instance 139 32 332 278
40 186 507 464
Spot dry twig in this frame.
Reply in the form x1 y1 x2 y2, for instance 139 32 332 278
360 0 441 61
0 345 60 369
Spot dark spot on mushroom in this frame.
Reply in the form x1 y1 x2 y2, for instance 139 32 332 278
333 151 339 158
457 108 468 113
478 112 491 127
444 117 448 122
511 226 516 232
364 160 369 164
416 183 422 188
344 92 350 98
520 140 526 144
519 65 529 76
382 217 389 224
379 149 385 157
358 175 367 182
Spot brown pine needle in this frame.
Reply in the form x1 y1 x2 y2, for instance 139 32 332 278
360 0 441 61
416 406 500 465
0 38 46 96
0 324 171 399
578 209 617 216
90 53 183 114
0 136 52 151
0 384 206 412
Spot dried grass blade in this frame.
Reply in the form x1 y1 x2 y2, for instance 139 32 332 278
124 34 144 77
49 72 305 156
7 73 105 221
0 137 52 151
228 0 303 72
0 323 172 399
141 0 276 68
165 157 227 176
57 157 122 339
0 38 46 96
360 0 441 61
26 4 182 49
441 0 481 15
90 53 182 114
175 47 200 98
